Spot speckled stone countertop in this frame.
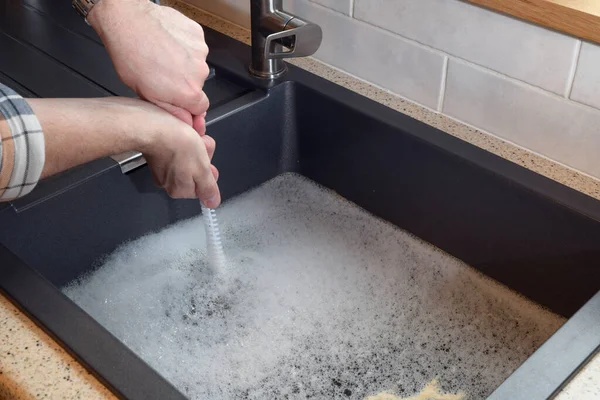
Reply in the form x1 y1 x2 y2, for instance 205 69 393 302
1 1 598 399
0 295 116 400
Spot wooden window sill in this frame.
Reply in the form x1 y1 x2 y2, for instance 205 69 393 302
466 0 600 44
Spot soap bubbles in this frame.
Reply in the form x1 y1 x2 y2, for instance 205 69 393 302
63 174 563 399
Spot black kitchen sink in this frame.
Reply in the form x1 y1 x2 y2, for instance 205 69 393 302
0 1 599 399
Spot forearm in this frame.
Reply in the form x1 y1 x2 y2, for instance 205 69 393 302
87 0 146 39
27 97 154 179
0 85 45 201
1 90 219 206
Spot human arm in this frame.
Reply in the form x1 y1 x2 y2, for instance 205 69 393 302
0 88 220 207
86 0 210 133
30 97 221 207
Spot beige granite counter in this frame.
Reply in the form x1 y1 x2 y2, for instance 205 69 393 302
1 1 598 399
0 295 115 400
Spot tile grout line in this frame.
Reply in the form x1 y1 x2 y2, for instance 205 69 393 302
305 56 439 112
305 50 600 183
437 56 449 112
191 0 600 118
564 40 582 99
451 56 600 114
174 0 600 187
305 53 600 186
181 0 600 115
305 0 597 107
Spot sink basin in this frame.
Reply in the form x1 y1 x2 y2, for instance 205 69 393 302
1 2 599 399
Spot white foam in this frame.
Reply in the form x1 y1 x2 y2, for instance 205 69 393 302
63 174 564 399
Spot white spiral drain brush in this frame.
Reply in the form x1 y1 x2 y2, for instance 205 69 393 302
201 204 226 270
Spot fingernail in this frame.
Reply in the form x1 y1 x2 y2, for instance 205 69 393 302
202 194 219 208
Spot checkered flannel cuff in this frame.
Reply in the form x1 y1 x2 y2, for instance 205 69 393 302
0 83 45 201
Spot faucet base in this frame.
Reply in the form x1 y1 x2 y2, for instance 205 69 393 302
249 63 288 79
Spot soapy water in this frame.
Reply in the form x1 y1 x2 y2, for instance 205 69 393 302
63 174 564 399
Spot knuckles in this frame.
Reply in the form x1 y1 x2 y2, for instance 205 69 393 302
184 84 204 104
198 61 210 81
202 135 216 155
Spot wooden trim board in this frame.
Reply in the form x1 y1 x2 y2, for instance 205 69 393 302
466 0 600 44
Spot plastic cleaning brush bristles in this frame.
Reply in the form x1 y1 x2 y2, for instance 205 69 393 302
201 204 226 270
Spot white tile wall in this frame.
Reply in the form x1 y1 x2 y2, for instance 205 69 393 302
309 0 351 15
571 42 600 110
183 0 600 179
444 59 600 178
287 0 446 109
353 0 577 95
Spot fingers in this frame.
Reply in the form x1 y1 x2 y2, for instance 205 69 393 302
182 51 210 115
155 166 218 200
178 82 210 118
193 132 220 207
153 100 194 126
202 135 215 160
195 171 221 208
142 104 218 205
193 112 207 135
156 91 209 135
160 141 219 206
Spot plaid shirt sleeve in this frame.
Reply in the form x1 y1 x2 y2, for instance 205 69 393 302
0 83 45 201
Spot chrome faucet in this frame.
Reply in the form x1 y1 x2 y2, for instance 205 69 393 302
249 0 323 79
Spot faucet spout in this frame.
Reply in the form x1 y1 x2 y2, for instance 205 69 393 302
250 0 322 79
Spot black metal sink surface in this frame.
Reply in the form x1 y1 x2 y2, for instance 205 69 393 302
0 1 599 400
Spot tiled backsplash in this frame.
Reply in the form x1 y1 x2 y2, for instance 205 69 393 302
184 0 600 180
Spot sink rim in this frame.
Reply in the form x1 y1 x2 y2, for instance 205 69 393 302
0 25 598 400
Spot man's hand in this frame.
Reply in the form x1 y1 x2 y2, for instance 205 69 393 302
29 97 221 208
140 107 221 206
88 0 210 133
